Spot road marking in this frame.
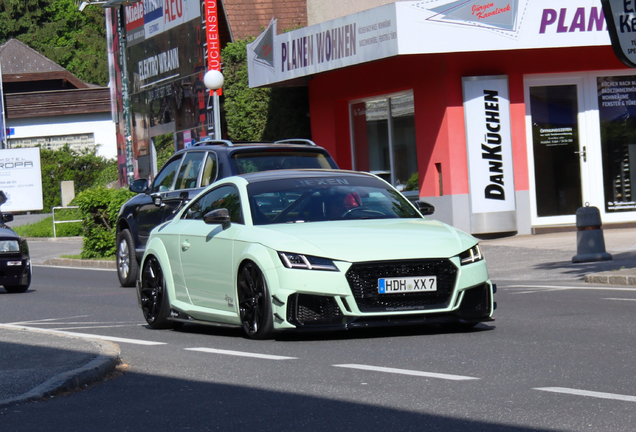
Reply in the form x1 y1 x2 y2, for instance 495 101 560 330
333 364 479 381
185 347 297 360
603 298 636 302
8 315 91 324
535 387 636 403
506 285 636 292
33 264 115 272
0 324 166 346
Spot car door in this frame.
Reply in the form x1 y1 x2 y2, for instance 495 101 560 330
179 184 243 313
161 151 207 221
137 155 183 246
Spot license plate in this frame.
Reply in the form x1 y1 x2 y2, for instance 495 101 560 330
378 276 437 294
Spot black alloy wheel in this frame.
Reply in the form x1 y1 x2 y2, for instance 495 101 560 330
139 256 173 329
237 261 273 339
117 229 139 287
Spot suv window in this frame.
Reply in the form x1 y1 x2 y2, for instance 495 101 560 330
183 185 243 224
232 151 335 174
152 155 183 192
175 151 205 190
200 152 218 188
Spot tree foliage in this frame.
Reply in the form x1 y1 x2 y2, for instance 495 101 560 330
221 37 311 141
75 187 135 258
39 145 116 212
0 0 108 85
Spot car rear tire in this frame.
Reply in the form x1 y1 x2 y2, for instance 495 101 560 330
237 261 274 340
139 256 174 329
117 229 139 287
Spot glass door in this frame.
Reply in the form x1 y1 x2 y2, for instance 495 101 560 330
525 76 590 225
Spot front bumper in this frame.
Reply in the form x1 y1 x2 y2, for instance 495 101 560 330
284 282 495 332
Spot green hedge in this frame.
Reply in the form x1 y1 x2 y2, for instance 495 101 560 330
74 187 135 258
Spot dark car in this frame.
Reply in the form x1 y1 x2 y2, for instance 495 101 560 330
115 139 339 286
0 191 31 293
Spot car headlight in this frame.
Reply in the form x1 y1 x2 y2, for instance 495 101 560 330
459 244 484 265
0 240 20 253
278 252 339 271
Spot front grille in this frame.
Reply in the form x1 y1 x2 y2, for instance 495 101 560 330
456 284 491 319
287 294 344 326
345 259 458 312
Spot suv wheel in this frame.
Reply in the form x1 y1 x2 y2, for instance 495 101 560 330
117 229 139 287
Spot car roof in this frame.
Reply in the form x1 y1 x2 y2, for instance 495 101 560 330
173 139 332 156
239 169 374 183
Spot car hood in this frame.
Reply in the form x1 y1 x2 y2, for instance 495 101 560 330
245 219 477 262
0 225 18 239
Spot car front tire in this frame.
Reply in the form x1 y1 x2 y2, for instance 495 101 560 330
3 264 31 293
117 229 139 287
237 261 274 340
139 255 174 329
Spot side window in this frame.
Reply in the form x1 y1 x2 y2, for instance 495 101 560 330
152 155 183 193
183 185 243 224
200 152 218 188
174 151 204 190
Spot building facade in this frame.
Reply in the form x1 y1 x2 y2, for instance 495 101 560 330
247 0 634 235
0 39 116 159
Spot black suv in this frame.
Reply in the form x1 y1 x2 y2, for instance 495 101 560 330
115 139 339 286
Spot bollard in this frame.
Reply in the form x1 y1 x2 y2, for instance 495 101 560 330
572 204 612 263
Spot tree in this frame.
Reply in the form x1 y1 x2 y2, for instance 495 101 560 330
39 145 115 212
0 0 108 86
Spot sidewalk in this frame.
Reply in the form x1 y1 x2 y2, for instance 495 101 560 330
480 227 636 284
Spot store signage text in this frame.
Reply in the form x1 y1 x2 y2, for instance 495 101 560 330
481 90 506 201
462 75 516 219
472 3 511 20
138 48 180 80
282 23 357 72
205 0 221 71
602 0 636 67
539 6 605 33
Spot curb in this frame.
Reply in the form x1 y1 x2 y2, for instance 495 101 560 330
585 271 636 285
0 328 121 408
42 258 116 269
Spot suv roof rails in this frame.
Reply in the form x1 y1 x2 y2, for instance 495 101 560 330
274 139 317 146
193 139 234 147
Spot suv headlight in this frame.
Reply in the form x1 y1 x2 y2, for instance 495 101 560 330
459 244 484 265
278 252 339 271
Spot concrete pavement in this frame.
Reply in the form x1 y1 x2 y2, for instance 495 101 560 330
2 226 636 408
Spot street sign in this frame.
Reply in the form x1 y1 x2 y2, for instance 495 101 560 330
602 0 636 68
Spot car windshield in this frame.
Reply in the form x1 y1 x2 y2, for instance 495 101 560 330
247 175 422 225
232 151 336 174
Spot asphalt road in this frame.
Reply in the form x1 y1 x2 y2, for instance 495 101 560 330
1 265 636 431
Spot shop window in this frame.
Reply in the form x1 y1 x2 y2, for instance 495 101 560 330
350 92 418 193
597 75 636 212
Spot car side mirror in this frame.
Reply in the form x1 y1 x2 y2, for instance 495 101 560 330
129 178 149 194
1 213 13 223
203 208 231 229
415 201 435 216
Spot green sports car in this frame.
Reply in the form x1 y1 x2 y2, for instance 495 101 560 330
137 169 495 339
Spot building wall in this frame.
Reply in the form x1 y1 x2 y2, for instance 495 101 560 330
8 113 117 160
308 46 627 233
307 0 395 25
